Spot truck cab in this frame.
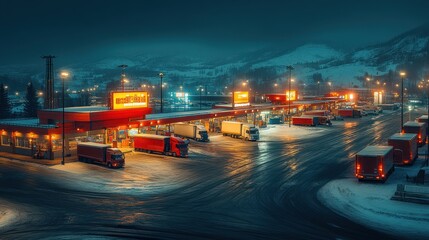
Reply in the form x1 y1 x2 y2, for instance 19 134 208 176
242 124 259 141
170 137 189 157
196 125 209 142
106 148 125 168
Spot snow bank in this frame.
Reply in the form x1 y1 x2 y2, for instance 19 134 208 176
318 159 429 239
0 200 20 228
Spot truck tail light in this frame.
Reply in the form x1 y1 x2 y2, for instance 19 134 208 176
378 164 383 173
356 164 361 172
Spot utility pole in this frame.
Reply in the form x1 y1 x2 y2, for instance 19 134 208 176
287 65 294 127
118 65 128 92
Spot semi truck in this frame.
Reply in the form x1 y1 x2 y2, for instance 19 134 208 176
355 145 394 182
292 116 318 126
221 121 259 141
388 133 418 165
133 133 189 157
303 110 330 116
416 115 428 125
173 123 209 142
402 121 427 147
77 142 125 168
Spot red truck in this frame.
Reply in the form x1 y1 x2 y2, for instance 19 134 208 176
77 142 125 168
133 133 189 157
292 116 318 126
402 121 427 147
387 133 418 165
355 145 394 182
337 109 361 118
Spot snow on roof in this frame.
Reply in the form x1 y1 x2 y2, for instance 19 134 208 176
42 106 109 113
357 145 393 156
417 115 428 120
403 121 425 127
133 133 169 140
388 133 417 141
77 142 111 148
0 118 56 129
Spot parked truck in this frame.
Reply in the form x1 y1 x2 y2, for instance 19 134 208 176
337 109 362 118
388 133 418 165
133 133 189 157
303 110 330 116
402 121 427 147
221 121 259 141
77 142 125 168
355 145 394 182
292 116 318 126
416 115 428 125
173 123 209 142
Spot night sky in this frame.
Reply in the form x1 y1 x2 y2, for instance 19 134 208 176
1 0 428 65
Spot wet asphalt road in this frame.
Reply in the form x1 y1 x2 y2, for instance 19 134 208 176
0 110 412 239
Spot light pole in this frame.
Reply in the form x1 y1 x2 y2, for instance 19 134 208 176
159 72 164 113
400 71 406 132
60 71 69 165
118 65 128 92
287 65 294 127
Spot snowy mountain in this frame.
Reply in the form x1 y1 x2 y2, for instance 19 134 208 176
1 24 428 92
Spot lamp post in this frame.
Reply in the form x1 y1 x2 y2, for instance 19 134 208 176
118 65 128 92
60 71 69 165
400 71 406 132
159 72 164 113
286 65 294 127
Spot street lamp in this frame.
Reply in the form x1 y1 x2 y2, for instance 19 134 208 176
286 65 294 127
60 71 69 165
400 71 406 132
159 72 164 113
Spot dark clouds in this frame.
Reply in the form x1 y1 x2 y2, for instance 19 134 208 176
0 0 428 65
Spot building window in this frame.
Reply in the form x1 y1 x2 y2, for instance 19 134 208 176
1 135 11 146
15 137 31 149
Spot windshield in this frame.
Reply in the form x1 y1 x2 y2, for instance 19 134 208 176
112 154 124 161
177 143 188 149
249 129 259 134
199 131 208 135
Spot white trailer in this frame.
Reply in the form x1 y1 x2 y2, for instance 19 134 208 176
173 123 209 142
221 121 259 141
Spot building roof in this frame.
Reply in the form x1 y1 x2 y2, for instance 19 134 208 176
357 145 393 156
388 133 417 141
41 106 109 113
0 118 56 129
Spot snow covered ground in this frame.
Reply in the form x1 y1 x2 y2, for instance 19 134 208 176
0 200 21 228
318 157 429 239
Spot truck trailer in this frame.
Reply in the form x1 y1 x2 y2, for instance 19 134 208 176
292 116 318 126
77 142 125 168
133 134 189 157
221 121 259 141
388 133 418 165
173 123 209 142
337 109 362 118
402 121 427 147
355 145 394 182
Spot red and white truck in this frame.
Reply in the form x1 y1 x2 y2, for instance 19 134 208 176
77 142 125 168
387 133 418 165
133 133 189 157
355 145 394 182
292 116 318 126
402 121 427 147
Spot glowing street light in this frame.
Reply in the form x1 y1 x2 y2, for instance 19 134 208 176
286 65 294 127
60 71 69 165
159 72 164 113
400 71 406 132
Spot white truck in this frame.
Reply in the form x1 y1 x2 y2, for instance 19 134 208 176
173 123 209 142
221 121 259 141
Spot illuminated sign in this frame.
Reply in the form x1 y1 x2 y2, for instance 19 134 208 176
233 91 249 107
285 90 296 101
111 91 148 110
176 92 185 98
